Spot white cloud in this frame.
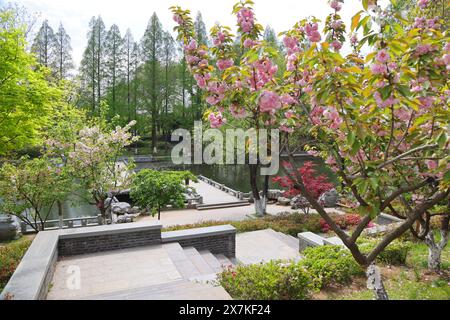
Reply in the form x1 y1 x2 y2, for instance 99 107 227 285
13 0 384 69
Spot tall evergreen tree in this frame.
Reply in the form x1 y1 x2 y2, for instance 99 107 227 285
162 31 175 120
54 23 74 80
105 24 124 116
79 16 106 113
141 13 163 150
123 29 137 122
31 20 56 70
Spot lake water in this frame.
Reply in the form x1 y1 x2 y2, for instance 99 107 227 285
48 156 335 220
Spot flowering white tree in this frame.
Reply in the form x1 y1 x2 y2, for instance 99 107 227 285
46 121 138 222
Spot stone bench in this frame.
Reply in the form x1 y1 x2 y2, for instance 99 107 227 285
298 232 326 252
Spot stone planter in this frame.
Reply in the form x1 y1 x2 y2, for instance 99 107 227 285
0 215 18 241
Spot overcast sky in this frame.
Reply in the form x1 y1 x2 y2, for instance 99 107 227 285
10 0 385 69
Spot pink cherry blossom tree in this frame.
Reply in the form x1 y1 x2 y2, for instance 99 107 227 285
171 0 449 299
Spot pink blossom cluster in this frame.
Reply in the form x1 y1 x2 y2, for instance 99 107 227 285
330 0 342 12
418 96 435 109
208 112 227 128
418 0 429 9
237 8 255 33
173 14 183 25
415 43 433 56
217 58 234 71
283 36 300 56
305 22 321 43
310 106 342 130
229 104 247 119
194 73 211 89
213 31 226 46
259 90 281 114
243 38 258 48
443 43 450 70
205 81 227 105
247 58 278 90
374 91 399 109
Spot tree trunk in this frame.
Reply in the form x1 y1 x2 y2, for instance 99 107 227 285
57 200 64 229
424 231 448 273
366 263 389 300
250 164 267 217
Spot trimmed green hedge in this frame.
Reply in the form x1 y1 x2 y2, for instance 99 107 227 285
217 260 320 300
162 212 323 236
358 238 411 265
300 245 364 286
0 237 32 291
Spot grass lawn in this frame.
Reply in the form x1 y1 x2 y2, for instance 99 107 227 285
317 234 450 300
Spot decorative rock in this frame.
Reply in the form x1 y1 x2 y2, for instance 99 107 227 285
267 189 283 200
116 214 137 224
290 196 310 210
111 202 132 215
0 215 18 241
130 206 141 215
277 197 291 206
105 197 119 208
318 189 339 207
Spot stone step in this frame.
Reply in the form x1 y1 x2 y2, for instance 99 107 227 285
199 250 223 273
298 232 327 252
82 279 231 300
162 243 201 279
183 247 215 275
323 236 345 246
197 201 250 210
214 254 235 269
274 231 300 251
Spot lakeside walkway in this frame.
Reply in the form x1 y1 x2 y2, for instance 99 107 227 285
190 180 238 205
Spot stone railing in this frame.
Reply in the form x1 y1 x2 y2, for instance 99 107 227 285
1 222 236 300
198 175 244 200
20 216 104 235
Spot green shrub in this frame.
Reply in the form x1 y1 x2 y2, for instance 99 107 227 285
162 213 322 236
300 245 363 287
0 237 32 291
358 238 411 265
217 260 319 300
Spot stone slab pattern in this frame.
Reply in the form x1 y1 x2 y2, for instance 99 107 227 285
47 228 302 300
191 180 239 205
47 242 234 300
235 229 301 265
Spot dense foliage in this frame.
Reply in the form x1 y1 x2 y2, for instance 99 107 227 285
0 237 32 291
218 260 319 300
0 10 62 156
130 170 197 219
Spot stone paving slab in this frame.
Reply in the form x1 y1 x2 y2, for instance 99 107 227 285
191 180 239 205
47 245 182 300
236 229 301 265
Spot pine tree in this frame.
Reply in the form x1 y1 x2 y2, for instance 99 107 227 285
141 13 164 150
105 24 124 116
79 16 106 113
31 20 57 71
54 23 74 80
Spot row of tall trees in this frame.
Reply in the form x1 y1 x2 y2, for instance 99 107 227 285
31 20 74 80
28 11 281 151
76 13 280 150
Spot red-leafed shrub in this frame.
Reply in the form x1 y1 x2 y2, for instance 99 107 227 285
320 214 375 233
273 161 334 200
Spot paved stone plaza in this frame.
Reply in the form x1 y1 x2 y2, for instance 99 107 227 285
46 229 301 300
